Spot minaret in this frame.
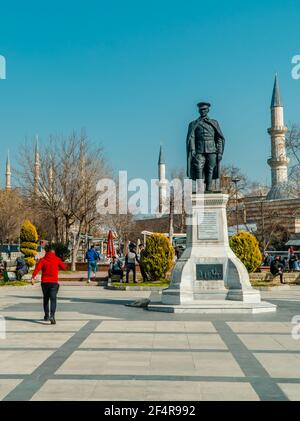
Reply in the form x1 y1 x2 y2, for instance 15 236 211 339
5 151 11 191
158 145 167 213
267 75 290 200
34 135 40 195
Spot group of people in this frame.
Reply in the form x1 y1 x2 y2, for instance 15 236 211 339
263 247 300 284
84 243 149 284
263 251 300 271
108 243 148 283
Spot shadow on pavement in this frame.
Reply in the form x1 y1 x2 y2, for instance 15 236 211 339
4 316 50 325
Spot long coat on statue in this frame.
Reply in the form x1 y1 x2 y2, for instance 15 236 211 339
186 117 225 180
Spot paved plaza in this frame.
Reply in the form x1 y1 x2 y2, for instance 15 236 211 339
0 284 300 401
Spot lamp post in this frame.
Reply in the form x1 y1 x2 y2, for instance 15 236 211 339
232 177 240 234
259 190 266 253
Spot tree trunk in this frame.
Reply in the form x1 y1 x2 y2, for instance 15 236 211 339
71 237 81 271
65 215 70 244
71 222 82 271
54 216 59 243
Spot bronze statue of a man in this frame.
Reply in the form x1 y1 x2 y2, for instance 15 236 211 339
186 102 225 192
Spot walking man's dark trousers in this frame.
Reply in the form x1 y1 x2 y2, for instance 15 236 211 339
41 283 60 318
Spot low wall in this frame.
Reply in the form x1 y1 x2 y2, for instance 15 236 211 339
64 262 141 273
250 272 300 284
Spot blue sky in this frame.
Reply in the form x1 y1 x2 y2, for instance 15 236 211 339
0 0 300 187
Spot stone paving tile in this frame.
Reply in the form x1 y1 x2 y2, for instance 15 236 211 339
278 384 300 401
0 350 53 374
0 380 22 400
80 333 154 349
105 333 226 351
150 352 196 375
3 320 87 332
31 379 259 401
187 334 227 350
272 335 300 351
152 334 190 349
95 321 217 333
154 322 204 332
56 351 152 375
31 379 98 401
254 353 300 378
95 321 156 332
183 322 217 333
197 381 259 401
239 334 300 351
0 332 74 348
192 352 245 377
227 322 292 334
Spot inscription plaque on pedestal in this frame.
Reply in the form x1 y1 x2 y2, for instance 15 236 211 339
196 264 223 280
197 210 219 240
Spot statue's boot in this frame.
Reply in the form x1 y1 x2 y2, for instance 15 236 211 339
205 181 213 193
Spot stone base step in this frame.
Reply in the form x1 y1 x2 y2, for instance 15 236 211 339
147 300 277 314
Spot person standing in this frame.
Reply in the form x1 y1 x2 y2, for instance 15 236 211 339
31 244 66 324
85 245 100 283
263 252 273 266
289 253 297 271
138 244 148 282
270 256 285 284
125 247 139 283
7 243 11 260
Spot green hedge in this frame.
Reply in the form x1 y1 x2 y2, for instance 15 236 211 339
20 248 37 258
20 220 38 267
20 220 38 243
20 242 38 251
230 231 262 273
142 233 174 282
24 257 36 268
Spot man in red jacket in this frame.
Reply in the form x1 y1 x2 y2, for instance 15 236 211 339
31 244 66 324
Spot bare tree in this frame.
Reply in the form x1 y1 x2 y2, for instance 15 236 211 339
220 165 249 197
16 138 63 241
286 124 300 191
170 167 186 233
17 131 112 270
220 164 267 232
66 134 111 270
256 209 289 251
0 189 26 243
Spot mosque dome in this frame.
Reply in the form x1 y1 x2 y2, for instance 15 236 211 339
266 182 298 201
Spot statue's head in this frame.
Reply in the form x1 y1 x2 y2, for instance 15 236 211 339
197 102 211 118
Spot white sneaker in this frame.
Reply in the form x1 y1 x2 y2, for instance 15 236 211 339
87 279 91 283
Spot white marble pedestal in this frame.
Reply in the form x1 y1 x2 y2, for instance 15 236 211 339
148 193 276 314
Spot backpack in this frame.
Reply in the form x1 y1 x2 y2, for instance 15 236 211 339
127 251 136 264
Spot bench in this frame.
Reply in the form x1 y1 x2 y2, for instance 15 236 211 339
111 273 123 282
259 266 271 272
3 260 31 282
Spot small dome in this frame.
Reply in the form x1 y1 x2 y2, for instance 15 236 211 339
266 182 298 200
